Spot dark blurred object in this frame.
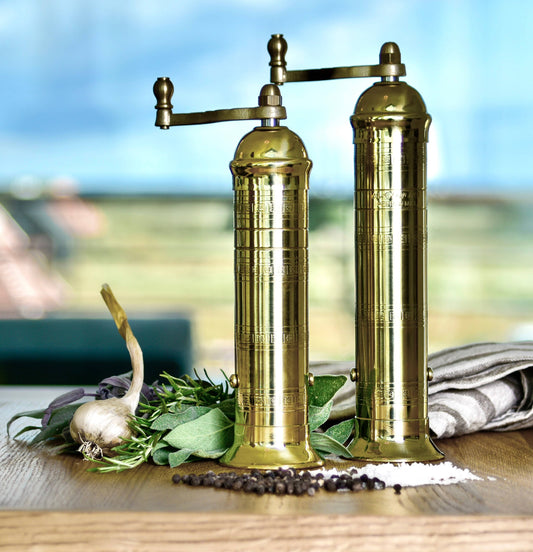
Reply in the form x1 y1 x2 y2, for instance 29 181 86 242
0 314 193 385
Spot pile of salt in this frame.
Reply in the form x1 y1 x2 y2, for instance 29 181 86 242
311 461 482 488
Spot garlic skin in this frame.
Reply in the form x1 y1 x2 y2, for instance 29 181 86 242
70 397 136 456
70 284 144 459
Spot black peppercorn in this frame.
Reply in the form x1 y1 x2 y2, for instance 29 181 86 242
335 478 348 490
232 479 243 491
203 475 216 487
373 478 385 490
189 475 201 487
351 479 363 492
324 479 337 492
244 480 256 493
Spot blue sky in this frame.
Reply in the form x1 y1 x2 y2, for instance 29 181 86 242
0 0 531 196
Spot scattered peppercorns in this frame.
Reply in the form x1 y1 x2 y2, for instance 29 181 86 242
171 468 401 497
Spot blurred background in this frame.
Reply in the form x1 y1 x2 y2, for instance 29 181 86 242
1 0 532 384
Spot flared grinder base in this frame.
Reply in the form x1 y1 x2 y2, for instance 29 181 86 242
220 424 323 469
348 417 444 463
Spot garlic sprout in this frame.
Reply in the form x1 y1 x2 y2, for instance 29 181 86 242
70 284 144 459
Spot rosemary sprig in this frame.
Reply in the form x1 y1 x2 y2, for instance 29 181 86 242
139 370 232 420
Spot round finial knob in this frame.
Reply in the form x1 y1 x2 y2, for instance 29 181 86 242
153 77 174 110
379 42 401 65
268 34 288 62
268 34 288 85
153 77 174 129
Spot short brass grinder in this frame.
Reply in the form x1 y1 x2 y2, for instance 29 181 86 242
269 34 443 462
153 81 322 469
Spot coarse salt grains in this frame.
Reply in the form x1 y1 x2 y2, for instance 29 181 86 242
312 461 482 488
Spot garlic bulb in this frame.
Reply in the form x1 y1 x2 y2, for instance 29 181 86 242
70 284 144 459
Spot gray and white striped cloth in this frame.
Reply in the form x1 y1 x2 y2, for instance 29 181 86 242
312 341 533 438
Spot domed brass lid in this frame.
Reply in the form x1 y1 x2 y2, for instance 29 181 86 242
233 125 310 162
354 80 428 118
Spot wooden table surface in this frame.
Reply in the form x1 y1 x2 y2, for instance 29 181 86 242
1 388 532 551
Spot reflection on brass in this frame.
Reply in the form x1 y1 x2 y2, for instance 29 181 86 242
153 80 321 469
269 36 443 462
348 70 443 462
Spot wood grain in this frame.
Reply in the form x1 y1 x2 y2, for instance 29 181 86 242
1 512 532 552
1 394 533 551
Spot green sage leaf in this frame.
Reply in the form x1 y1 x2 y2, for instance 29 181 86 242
163 408 234 452
309 375 347 407
152 445 172 466
324 418 354 444
194 448 228 459
308 400 333 431
310 431 352 458
169 448 194 468
150 406 212 431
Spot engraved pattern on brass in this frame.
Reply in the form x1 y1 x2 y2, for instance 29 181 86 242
356 381 422 407
237 387 305 411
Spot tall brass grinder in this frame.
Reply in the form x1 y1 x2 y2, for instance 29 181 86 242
153 79 322 469
269 34 443 462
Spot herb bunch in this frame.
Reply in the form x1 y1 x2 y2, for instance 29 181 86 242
7 370 354 473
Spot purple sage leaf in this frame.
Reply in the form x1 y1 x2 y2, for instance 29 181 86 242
42 388 87 427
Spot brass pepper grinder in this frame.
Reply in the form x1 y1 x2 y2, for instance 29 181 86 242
153 79 323 469
269 34 443 462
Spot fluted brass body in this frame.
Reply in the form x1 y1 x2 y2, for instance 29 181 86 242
221 125 322 469
348 79 443 462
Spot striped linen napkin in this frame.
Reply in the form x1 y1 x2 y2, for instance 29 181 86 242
312 341 533 438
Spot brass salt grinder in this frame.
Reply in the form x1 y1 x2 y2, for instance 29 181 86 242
268 34 443 462
153 79 323 469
